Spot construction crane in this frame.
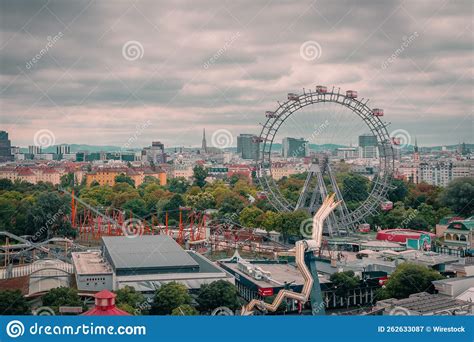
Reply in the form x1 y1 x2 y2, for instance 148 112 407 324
241 194 341 315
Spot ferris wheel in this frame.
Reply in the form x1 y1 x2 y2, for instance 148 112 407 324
255 85 395 235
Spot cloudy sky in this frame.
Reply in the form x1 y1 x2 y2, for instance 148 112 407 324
0 0 472 148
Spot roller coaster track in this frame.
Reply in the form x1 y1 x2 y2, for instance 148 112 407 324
241 194 340 315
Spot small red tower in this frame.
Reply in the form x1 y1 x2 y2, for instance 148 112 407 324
81 290 131 316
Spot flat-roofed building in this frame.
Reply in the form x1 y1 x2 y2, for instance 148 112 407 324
72 251 113 292
87 235 235 294
376 292 472 315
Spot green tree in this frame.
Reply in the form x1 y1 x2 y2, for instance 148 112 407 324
0 178 13 191
150 282 192 315
0 290 30 315
42 287 83 314
80 185 114 207
330 271 360 297
262 211 283 232
115 173 135 187
171 304 199 316
377 263 444 300
60 172 75 188
162 194 185 221
341 173 369 204
219 193 246 216
115 286 146 315
27 192 75 241
193 165 208 188
123 198 148 218
281 210 310 239
166 177 190 194
197 280 240 312
186 192 216 211
439 177 474 216
406 182 442 209
239 206 264 228
388 179 409 203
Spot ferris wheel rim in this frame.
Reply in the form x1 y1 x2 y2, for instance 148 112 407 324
255 87 395 228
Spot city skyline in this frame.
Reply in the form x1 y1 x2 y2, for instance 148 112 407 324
1 0 472 147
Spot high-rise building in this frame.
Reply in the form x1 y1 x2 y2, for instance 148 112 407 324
28 145 42 155
282 137 308 158
237 134 259 160
57 144 71 155
358 134 378 159
0 131 13 162
142 141 166 164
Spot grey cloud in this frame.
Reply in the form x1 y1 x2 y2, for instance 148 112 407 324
0 0 472 147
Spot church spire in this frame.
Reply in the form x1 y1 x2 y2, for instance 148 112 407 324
201 128 207 153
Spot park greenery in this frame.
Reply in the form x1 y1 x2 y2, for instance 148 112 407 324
0 280 240 316
376 263 444 300
0 170 472 242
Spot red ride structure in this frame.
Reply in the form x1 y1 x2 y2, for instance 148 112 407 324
69 197 208 244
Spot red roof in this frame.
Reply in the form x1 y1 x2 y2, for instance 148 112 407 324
95 289 115 299
376 229 435 243
81 289 131 316
82 306 131 316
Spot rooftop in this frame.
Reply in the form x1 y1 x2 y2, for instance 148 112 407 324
379 292 471 314
72 251 112 275
102 235 199 271
222 260 330 288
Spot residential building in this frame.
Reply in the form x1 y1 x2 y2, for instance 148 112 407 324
172 164 194 180
420 161 452 187
85 167 167 187
452 161 474 179
336 147 358 160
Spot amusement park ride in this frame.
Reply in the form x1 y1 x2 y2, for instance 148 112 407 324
242 194 341 315
256 85 396 236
